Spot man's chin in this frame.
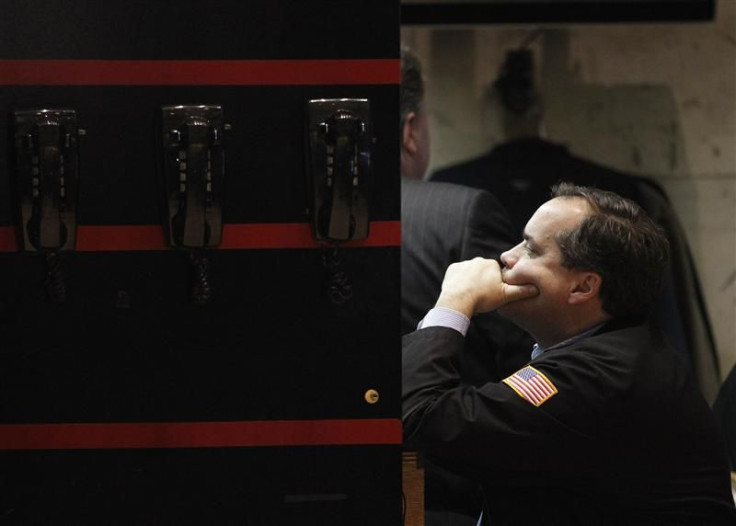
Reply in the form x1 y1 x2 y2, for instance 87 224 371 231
497 296 531 320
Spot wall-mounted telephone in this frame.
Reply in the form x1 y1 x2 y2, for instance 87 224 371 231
306 98 372 243
13 109 79 253
13 109 81 303
159 105 228 304
160 105 226 249
306 99 372 304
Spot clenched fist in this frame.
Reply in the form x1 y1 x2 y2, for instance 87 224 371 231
435 257 538 318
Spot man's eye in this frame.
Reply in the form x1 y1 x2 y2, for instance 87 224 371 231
524 244 536 256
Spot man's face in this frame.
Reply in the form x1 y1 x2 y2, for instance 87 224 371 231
498 197 591 335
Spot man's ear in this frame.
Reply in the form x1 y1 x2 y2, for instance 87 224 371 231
568 272 602 305
402 111 418 155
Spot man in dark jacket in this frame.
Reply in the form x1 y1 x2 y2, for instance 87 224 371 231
403 182 736 525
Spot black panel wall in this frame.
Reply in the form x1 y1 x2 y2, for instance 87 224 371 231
0 1 401 524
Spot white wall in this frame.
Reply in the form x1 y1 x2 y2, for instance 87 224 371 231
402 0 736 380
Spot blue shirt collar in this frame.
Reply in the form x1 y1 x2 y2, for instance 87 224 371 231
531 322 606 360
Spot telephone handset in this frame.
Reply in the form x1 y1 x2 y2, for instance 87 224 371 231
160 105 226 249
159 105 228 304
306 98 372 243
306 99 372 304
13 109 80 303
13 109 79 252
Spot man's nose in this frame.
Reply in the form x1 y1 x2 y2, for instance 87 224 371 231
500 244 519 268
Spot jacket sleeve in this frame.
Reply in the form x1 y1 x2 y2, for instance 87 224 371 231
402 327 614 483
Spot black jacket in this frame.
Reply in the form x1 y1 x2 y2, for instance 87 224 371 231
403 322 736 525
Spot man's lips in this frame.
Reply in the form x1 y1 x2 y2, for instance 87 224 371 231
501 270 537 297
501 268 521 286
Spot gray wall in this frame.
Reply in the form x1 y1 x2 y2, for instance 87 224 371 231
402 0 736 379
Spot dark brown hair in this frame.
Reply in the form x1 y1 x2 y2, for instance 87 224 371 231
552 182 670 322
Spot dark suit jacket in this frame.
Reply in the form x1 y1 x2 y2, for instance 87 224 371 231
401 176 532 382
403 323 736 525
401 177 533 522
431 137 722 403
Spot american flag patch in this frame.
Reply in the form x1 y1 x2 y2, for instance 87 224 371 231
503 366 558 406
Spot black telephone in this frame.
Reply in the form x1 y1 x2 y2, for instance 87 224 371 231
13 109 79 252
13 109 80 303
159 105 228 305
160 105 226 249
306 98 372 243
306 99 372 304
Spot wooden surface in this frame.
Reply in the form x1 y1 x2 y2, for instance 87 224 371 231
402 451 424 526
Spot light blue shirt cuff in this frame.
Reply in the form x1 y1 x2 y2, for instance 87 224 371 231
417 307 470 336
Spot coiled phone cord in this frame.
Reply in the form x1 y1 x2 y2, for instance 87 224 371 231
189 250 211 305
322 247 352 305
44 251 66 303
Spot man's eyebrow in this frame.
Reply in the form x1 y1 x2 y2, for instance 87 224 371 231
523 233 536 245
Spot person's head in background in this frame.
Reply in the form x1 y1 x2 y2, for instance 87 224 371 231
400 46 430 180
484 46 546 144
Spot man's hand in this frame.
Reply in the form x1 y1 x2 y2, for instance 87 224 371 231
435 257 538 318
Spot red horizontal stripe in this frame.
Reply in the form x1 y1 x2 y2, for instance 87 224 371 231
0 418 401 450
0 59 399 86
0 226 15 251
219 222 400 250
0 221 400 252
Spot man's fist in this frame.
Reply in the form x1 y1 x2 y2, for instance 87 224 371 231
435 257 538 318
